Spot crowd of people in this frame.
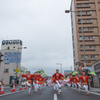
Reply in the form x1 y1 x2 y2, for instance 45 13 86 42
21 69 94 95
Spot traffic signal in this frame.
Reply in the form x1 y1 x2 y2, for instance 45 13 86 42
0 52 4 63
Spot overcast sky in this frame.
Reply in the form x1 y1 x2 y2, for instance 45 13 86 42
0 0 73 76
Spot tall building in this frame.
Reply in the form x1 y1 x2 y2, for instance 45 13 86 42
70 0 100 69
0 39 25 84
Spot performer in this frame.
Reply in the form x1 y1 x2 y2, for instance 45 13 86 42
79 72 90 94
22 71 35 94
52 69 64 94
72 74 81 92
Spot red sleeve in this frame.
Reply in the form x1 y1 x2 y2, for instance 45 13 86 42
79 76 82 79
87 76 90 79
32 74 35 77
22 74 27 77
60 73 64 77
52 73 56 78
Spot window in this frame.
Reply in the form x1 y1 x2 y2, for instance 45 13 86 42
78 19 84 23
81 55 87 59
80 45 86 49
77 11 83 15
90 55 95 59
79 37 85 40
13 69 15 72
13 46 15 48
86 11 90 14
87 19 91 22
79 27 84 31
87 28 92 31
85 4 89 6
4 69 9 73
88 36 93 39
77 4 82 7
89 45 94 49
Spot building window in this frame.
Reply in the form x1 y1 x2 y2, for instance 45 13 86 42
81 55 87 59
77 4 82 7
85 4 90 6
78 19 84 23
77 11 83 15
79 36 85 40
80 45 86 49
87 19 91 22
88 36 93 39
90 55 95 59
4 69 9 73
87 28 92 31
79 27 84 31
89 45 94 49
13 69 15 72
13 46 15 48
86 11 90 14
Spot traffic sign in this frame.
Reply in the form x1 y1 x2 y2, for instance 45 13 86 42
4 52 21 63
15 68 19 72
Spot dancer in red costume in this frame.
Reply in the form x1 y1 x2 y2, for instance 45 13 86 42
52 69 64 94
22 71 35 94
79 72 90 94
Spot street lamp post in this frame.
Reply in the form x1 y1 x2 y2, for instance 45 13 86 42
16 47 27 83
65 10 87 70
57 63 62 74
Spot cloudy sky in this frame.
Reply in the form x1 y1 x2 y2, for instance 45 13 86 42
0 0 73 76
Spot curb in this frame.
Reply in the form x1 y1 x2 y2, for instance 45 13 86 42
0 90 28 97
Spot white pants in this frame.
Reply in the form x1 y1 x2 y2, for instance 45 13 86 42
72 83 77 89
77 83 81 91
54 84 58 91
56 81 61 93
67 83 71 87
26 82 31 93
83 85 88 92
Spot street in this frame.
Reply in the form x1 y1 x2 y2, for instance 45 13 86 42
0 87 100 100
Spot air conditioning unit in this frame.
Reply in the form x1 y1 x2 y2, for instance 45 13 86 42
93 36 95 38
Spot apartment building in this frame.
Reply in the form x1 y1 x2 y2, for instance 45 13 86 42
70 0 100 69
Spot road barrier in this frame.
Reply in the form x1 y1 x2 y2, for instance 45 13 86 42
11 83 16 92
0 83 5 94
19 83 22 91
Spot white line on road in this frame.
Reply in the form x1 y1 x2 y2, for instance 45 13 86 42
54 94 58 100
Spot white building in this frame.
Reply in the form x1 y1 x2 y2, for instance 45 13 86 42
0 39 27 84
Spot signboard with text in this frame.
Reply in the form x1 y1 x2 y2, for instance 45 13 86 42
4 52 21 63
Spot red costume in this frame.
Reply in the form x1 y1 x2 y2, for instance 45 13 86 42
22 74 35 83
80 76 90 85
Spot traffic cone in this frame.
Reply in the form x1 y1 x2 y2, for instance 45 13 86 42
24 83 27 90
19 83 22 91
11 83 16 92
0 83 5 94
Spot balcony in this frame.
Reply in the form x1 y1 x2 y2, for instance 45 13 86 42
78 30 93 33
79 39 95 42
80 42 100 45
76 5 91 8
77 22 92 24
80 48 95 51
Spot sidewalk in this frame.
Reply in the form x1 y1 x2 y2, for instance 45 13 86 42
89 87 100 93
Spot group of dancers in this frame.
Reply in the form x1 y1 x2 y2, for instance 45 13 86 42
22 69 93 95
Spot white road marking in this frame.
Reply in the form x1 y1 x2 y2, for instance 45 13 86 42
54 93 58 100
0 90 27 97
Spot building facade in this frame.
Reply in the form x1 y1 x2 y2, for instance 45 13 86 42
70 0 100 69
92 60 100 88
0 39 25 84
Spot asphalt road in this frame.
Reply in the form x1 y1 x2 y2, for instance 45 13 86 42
0 86 100 100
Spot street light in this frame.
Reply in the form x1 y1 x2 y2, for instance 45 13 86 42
16 47 27 82
65 10 87 69
57 63 62 74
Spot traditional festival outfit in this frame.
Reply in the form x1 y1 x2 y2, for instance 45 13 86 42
72 77 81 91
72 77 77 90
22 74 35 94
52 73 64 94
79 76 90 93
